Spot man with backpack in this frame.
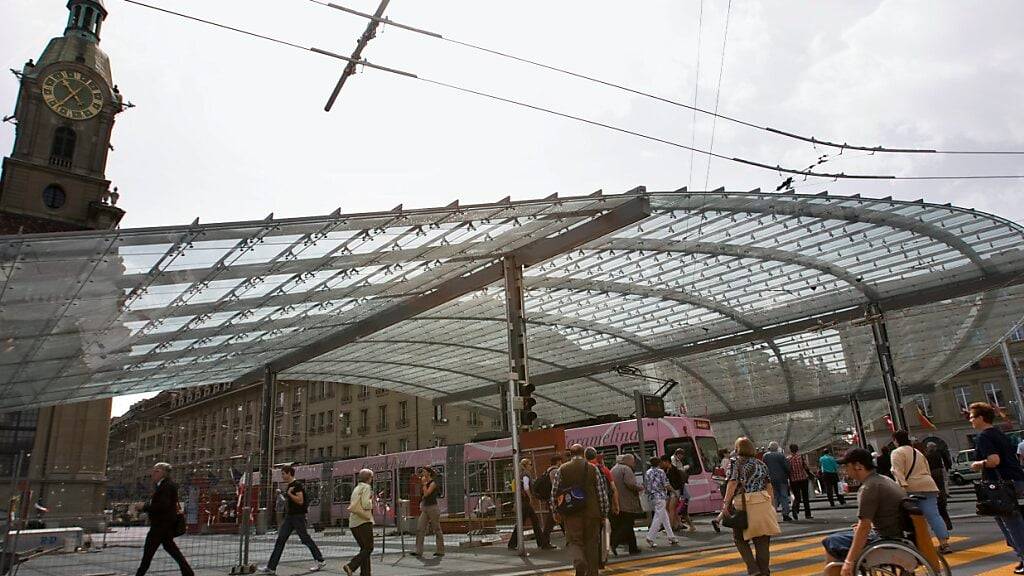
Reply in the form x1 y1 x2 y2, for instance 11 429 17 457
550 444 609 576
532 456 560 547
258 466 326 575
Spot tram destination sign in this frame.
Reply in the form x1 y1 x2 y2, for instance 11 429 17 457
640 394 666 418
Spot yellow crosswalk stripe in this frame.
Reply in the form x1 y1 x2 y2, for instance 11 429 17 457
944 540 1019 567
768 536 971 576
546 535 827 576
974 561 1022 576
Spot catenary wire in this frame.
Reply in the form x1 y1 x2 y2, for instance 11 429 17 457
702 0 733 191
120 0 1024 182
688 0 705 187
305 0 1024 157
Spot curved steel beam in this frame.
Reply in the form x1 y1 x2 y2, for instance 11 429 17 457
648 195 991 273
596 238 879 300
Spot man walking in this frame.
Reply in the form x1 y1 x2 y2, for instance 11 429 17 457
787 444 813 519
764 441 792 521
259 466 326 574
610 454 642 555
550 444 609 576
818 449 846 507
343 469 374 576
134 463 194 576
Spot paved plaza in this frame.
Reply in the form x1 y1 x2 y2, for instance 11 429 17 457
9 489 1007 575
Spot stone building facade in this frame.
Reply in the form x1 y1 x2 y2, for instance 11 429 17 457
107 381 501 501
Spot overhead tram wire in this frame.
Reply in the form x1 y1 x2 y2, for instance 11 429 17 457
121 0 1024 182
702 0 733 192
305 0 1024 157
688 0 705 187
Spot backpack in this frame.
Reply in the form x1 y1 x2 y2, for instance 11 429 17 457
554 485 586 516
532 470 554 501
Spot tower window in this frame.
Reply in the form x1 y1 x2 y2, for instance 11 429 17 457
50 127 76 166
42 185 67 210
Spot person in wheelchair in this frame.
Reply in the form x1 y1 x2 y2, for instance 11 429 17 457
821 448 906 576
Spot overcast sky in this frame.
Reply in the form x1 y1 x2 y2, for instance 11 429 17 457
3 0 1022 416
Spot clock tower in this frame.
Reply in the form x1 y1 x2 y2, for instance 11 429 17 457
0 0 124 232
0 0 125 526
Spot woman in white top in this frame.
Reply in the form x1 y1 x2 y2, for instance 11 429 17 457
343 469 374 576
890 431 950 553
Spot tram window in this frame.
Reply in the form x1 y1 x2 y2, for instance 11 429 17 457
697 437 721 473
594 445 618 468
334 478 353 503
466 461 489 494
432 465 445 498
495 458 515 493
621 441 657 464
374 476 393 504
305 480 321 505
663 438 702 473
398 467 418 500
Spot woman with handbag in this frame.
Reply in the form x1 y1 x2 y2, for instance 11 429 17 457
969 402 1024 574
721 437 780 576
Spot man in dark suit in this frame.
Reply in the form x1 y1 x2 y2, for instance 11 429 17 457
134 462 194 576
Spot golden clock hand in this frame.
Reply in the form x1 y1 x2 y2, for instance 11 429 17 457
59 79 85 105
55 86 85 108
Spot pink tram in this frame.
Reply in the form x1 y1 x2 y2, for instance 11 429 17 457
253 415 722 527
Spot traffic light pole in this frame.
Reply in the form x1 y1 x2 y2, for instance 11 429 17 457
503 255 529 557
869 304 908 432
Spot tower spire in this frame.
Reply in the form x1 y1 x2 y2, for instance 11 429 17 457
65 0 107 42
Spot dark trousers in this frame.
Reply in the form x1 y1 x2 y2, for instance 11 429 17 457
346 522 374 575
267 514 323 570
932 472 953 530
821 472 845 506
791 479 812 518
733 530 771 576
564 515 601 576
508 499 550 548
135 527 194 576
610 511 639 553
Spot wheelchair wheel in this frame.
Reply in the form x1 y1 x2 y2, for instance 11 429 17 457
854 541 945 576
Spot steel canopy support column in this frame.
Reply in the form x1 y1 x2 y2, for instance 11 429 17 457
503 255 527 557
849 395 867 449
258 366 276 534
1000 339 1024 427
869 304 907 432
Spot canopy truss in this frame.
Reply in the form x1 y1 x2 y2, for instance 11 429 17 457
3 189 1024 447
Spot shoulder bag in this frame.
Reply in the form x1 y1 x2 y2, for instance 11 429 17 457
720 459 748 530
975 469 1019 517
173 502 187 537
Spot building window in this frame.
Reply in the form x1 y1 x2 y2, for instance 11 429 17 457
433 404 446 423
433 436 446 447
398 438 409 452
378 405 388 430
378 441 387 455
953 386 971 414
916 395 933 418
359 409 368 428
360 444 368 457
50 127 76 167
399 401 408 422
985 382 1006 407
469 411 480 426
343 446 350 457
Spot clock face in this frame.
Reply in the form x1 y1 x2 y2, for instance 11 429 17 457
40 70 104 120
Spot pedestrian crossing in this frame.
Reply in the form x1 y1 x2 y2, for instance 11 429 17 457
548 533 1016 575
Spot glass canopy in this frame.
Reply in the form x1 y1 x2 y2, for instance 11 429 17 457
2 190 1023 446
